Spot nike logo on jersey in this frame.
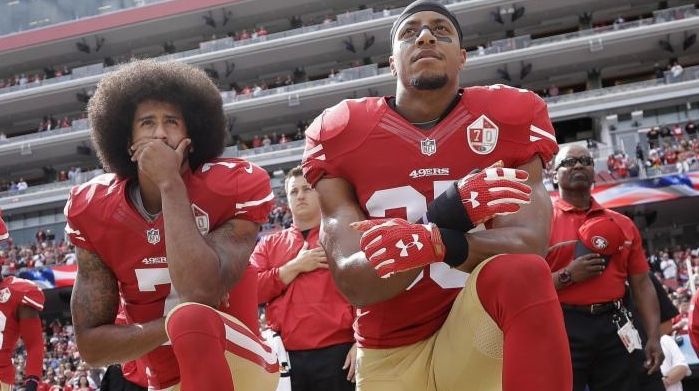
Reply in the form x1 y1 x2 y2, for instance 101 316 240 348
245 162 254 174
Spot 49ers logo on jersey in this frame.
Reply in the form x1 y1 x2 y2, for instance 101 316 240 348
191 203 210 235
466 115 499 155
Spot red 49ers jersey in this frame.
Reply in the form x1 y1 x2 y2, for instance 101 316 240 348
0 276 44 383
64 158 274 389
302 85 558 348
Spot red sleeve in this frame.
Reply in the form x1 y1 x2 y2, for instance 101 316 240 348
690 292 699 354
302 111 337 187
250 236 288 305
234 163 274 224
64 186 98 253
19 316 43 379
301 100 359 187
626 225 650 275
525 93 559 166
20 282 45 312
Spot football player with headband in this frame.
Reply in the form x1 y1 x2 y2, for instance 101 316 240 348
302 1 572 390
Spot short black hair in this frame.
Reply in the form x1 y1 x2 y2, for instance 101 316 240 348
88 59 226 179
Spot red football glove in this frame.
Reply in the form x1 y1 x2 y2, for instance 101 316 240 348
455 167 531 226
351 218 445 278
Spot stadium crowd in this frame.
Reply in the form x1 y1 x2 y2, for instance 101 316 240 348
2 217 699 388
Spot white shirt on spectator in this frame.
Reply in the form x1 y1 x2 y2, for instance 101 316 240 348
660 335 690 391
671 64 684 78
661 258 678 280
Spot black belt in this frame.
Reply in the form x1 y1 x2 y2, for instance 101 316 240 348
562 300 622 315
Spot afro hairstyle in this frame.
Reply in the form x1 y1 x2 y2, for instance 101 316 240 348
88 59 226 179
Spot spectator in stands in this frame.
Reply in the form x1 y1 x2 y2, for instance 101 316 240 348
293 128 304 141
17 178 28 193
257 26 268 38
76 375 94 390
262 134 272 147
648 126 661 148
654 63 666 81
660 126 672 141
239 29 251 40
546 144 662 391
672 124 684 142
59 117 71 129
670 62 684 81
686 121 697 140
279 133 289 144
676 144 694 173
659 333 691 391
660 252 678 289
628 272 679 391
672 299 690 335
251 166 356 390
647 149 663 170
252 134 262 148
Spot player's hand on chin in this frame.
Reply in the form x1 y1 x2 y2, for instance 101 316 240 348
350 218 445 278
131 138 192 187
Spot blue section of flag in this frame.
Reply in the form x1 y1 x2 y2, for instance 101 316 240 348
18 268 56 289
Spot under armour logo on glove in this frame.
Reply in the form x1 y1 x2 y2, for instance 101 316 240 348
463 191 480 208
455 166 531 226
396 235 423 257
351 218 445 278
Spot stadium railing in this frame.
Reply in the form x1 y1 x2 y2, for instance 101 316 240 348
1 0 168 36
3 61 699 151
1 3 695 97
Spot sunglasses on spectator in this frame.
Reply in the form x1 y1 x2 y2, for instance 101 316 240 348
556 156 594 169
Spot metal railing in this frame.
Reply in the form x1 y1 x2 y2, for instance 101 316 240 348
0 169 102 200
0 0 171 36
2 2 695 96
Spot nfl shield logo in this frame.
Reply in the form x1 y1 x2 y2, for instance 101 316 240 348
466 115 499 155
420 138 437 156
0 288 11 303
146 228 161 245
191 203 210 235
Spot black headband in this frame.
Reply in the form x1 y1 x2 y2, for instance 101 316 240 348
390 0 463 48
